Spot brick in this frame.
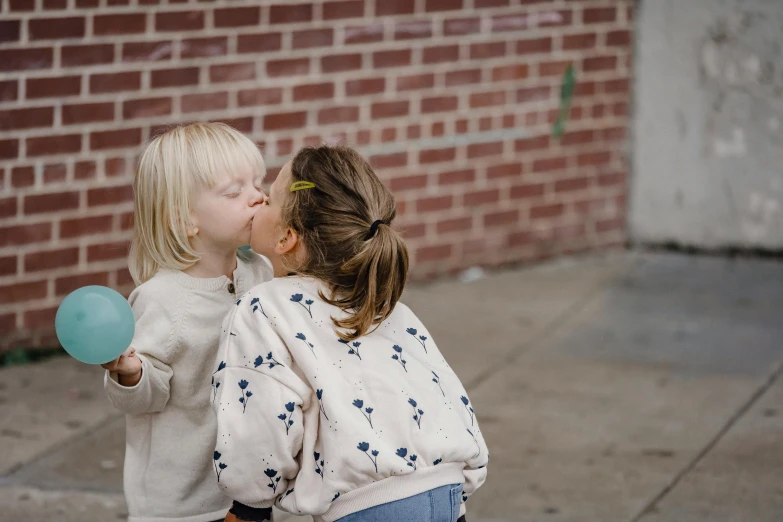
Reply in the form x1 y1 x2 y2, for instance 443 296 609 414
421 96 458 114
475 0 508 6
471 189 501 206
346 78 385 96
270 4 313 24
0 255 16 276
27 135 81 157
0 80 18 102
487 162 522 179
62 44 114 67
0 20 20 43
533 157 567 172
468 141 503 158
531 203 564 219
376 0 414 15
0 48 53 72
470 42 506 60
370 152 407 170
0 281 47 305
324 1 364 20
563 33 597 50
431 122 445 137
0 313 15 333
24 247 79 272
426 0 462 11
214 6 261 28
395 20 432 40
443 17 480 36
60 215 112 238
397 73 435 92
437 217 472 234
26 76 80 99
0 107 53 131
484 209 518 227
344 23 383 45
598 172 624 187
0 223 51 247
182 92 228 113
210 62 256 83
11 166 33 187
123 97 172 119
62 102 115 125
123 41 173 62
492 64 529 83
268 57 311 76
9 0 34 10
264 111 307 131
539 60 570 77
74 161 97 180
584 56 617 72
0 139 19 160
438 168 474 185
391 174 428 192
44 0 67 7
151 67 199 88
87 186 133 207
400 223 426 239
181 37 227 59
104 157 127 177
561 130 595 146
417 195 452 213
510 183 545 199
517 86 551 103
56 272 110 297
90 72 141 94
419 147 455 164
0 197 16 220
238 88 283 107
423 45 459 64
293 28 333 49
156 11 204 32
24 307 57 329
318 106 359 125
583 7 616 24
373 49 411 69
555 177 590 193
294 82 334 101
371 101 408 119
577 151 611 167
90 128 142 151
94 13 146 35
516 37 552 54
29 17 84 40
607 30 631 47
604 79 630 95
238 33 282 54
445 69 481 87
416 244 451 263
87 241 129 262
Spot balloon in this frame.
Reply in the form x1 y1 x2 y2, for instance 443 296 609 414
55 286 135 365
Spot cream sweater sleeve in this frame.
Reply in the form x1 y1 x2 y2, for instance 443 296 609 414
104 283 180 415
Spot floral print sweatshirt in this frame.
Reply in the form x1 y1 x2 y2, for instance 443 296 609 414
211 276 489 522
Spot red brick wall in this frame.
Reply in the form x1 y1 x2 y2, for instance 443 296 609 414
0 0 632 350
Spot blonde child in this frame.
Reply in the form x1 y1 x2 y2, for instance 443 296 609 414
101 123 274 522
212 145 488 522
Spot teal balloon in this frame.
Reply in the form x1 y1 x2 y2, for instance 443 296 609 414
55 286 135 365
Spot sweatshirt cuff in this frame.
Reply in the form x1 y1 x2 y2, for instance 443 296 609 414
104 355 148 408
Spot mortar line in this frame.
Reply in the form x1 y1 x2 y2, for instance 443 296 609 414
465 253 643 392
630 358 783 522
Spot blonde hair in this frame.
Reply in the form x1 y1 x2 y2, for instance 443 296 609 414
282 145 409 341
128 122 264 285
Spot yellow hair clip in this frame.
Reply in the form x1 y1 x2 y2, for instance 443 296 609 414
290 181 316 192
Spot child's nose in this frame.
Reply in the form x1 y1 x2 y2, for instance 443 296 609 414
250 188 266 206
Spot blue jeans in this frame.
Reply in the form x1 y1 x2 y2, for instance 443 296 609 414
336 484 463 522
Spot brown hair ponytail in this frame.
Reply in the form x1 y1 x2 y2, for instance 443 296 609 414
281 146 409 341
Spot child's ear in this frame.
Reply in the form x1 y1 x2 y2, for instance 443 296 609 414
275 227 299 255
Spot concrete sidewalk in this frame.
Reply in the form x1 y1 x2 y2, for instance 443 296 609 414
2 251 782 522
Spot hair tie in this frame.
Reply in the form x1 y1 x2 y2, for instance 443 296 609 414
367 219 386 239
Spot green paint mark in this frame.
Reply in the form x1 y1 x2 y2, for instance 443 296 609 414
553 63 577 139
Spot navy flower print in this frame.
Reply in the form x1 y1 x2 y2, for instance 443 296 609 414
290 294 313 318
211 376 221 402
296 333 316 358
467 428 481 457
461 395 475 425
238 380 252 413
278 402 295 435
282 488 294 500
391 345 407 372
213 451 227 481
396 447 418 470
431 371 445 397
433 458 443 465
214 361 226 374
314 451 325 479
332 492 341 502
406 328 428 353
339 338 363 360
264 468 281 494
316 389 329 420
408 398 424 429
357 442 379 473
251 297 267 318
255 352 284 369
352 399 374 428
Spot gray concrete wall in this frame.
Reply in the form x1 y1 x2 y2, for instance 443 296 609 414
631 0 783 250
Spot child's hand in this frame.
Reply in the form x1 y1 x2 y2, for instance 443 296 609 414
101 347 142 386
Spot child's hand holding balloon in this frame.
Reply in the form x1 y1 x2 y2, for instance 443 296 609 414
101 347 142 386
